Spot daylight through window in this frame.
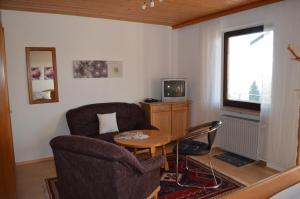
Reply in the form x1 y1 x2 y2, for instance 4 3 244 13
223 26 273 111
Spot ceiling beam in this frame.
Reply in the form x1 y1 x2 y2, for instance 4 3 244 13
172 0 284 29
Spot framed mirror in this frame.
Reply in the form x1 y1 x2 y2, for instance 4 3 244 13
26 47 59 104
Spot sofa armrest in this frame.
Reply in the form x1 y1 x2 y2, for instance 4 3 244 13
140 156 163 173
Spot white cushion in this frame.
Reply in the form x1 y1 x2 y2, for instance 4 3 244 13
97 112 119 134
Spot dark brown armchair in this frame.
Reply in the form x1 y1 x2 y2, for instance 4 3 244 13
50 135 162 199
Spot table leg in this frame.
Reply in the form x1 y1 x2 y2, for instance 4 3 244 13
133 148 137 155
150 147 156 157
162 145 169 171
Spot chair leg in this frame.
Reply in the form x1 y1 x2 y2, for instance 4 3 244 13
209 154 218 186
176 143 180 185
176 144 200 188
175 144 222 189
185 156 189 170
162 145 169 171
184 155 217 178
153 194 158 199
146 186 160 199
186 154 220 187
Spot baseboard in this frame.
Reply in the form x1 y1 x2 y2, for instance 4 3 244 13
266 162 285 172
16 156 54 166
256 160 267 167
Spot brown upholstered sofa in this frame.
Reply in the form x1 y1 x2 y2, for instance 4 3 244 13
66 102 156 143
50 135 162 199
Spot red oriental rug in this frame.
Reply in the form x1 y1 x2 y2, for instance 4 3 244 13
45 155 244 199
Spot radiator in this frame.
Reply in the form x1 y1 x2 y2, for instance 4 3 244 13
219 115 259 160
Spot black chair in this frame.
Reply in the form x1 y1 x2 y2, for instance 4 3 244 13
174 121 222 189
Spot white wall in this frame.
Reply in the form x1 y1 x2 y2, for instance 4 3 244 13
173 0 300 170
3 0 300 170
2 10 173 162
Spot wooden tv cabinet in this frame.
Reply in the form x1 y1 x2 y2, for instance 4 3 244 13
141 101 190 141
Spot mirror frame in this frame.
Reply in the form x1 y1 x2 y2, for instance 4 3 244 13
26 47 59 104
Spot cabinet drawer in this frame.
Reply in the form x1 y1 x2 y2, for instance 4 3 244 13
151 104 171 112
172 102 189 110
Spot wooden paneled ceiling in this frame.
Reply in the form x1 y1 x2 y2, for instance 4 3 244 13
0 0 283 29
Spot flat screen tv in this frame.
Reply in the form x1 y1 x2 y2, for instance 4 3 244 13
162 78 187 102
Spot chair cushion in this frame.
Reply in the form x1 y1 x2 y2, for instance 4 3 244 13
174 139 210 155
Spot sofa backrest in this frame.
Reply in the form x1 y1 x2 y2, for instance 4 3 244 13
50 135 145 172
66 102 148 136
50 135 146 199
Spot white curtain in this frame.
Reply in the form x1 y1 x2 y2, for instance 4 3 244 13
258 27 274 161
258 0 300 170
195 20 222 124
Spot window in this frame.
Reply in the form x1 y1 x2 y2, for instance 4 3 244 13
223 26 273 111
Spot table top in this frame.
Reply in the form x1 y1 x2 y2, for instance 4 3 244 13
114 130 170 149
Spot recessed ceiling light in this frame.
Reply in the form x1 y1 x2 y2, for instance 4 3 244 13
141 0 164 10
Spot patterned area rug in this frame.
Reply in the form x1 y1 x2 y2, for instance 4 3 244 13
45 155 244 199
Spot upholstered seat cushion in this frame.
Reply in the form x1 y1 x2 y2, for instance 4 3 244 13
89 132 118 143
174 139 210 155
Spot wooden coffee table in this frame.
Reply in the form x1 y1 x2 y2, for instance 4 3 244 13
114 130 170 170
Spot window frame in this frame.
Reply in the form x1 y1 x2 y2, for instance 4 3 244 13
223 25 264 111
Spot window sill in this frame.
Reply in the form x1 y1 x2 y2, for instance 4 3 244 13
221 106 260 118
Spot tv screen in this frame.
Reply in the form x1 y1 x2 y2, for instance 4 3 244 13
164 80 185 97
163 80 186 97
